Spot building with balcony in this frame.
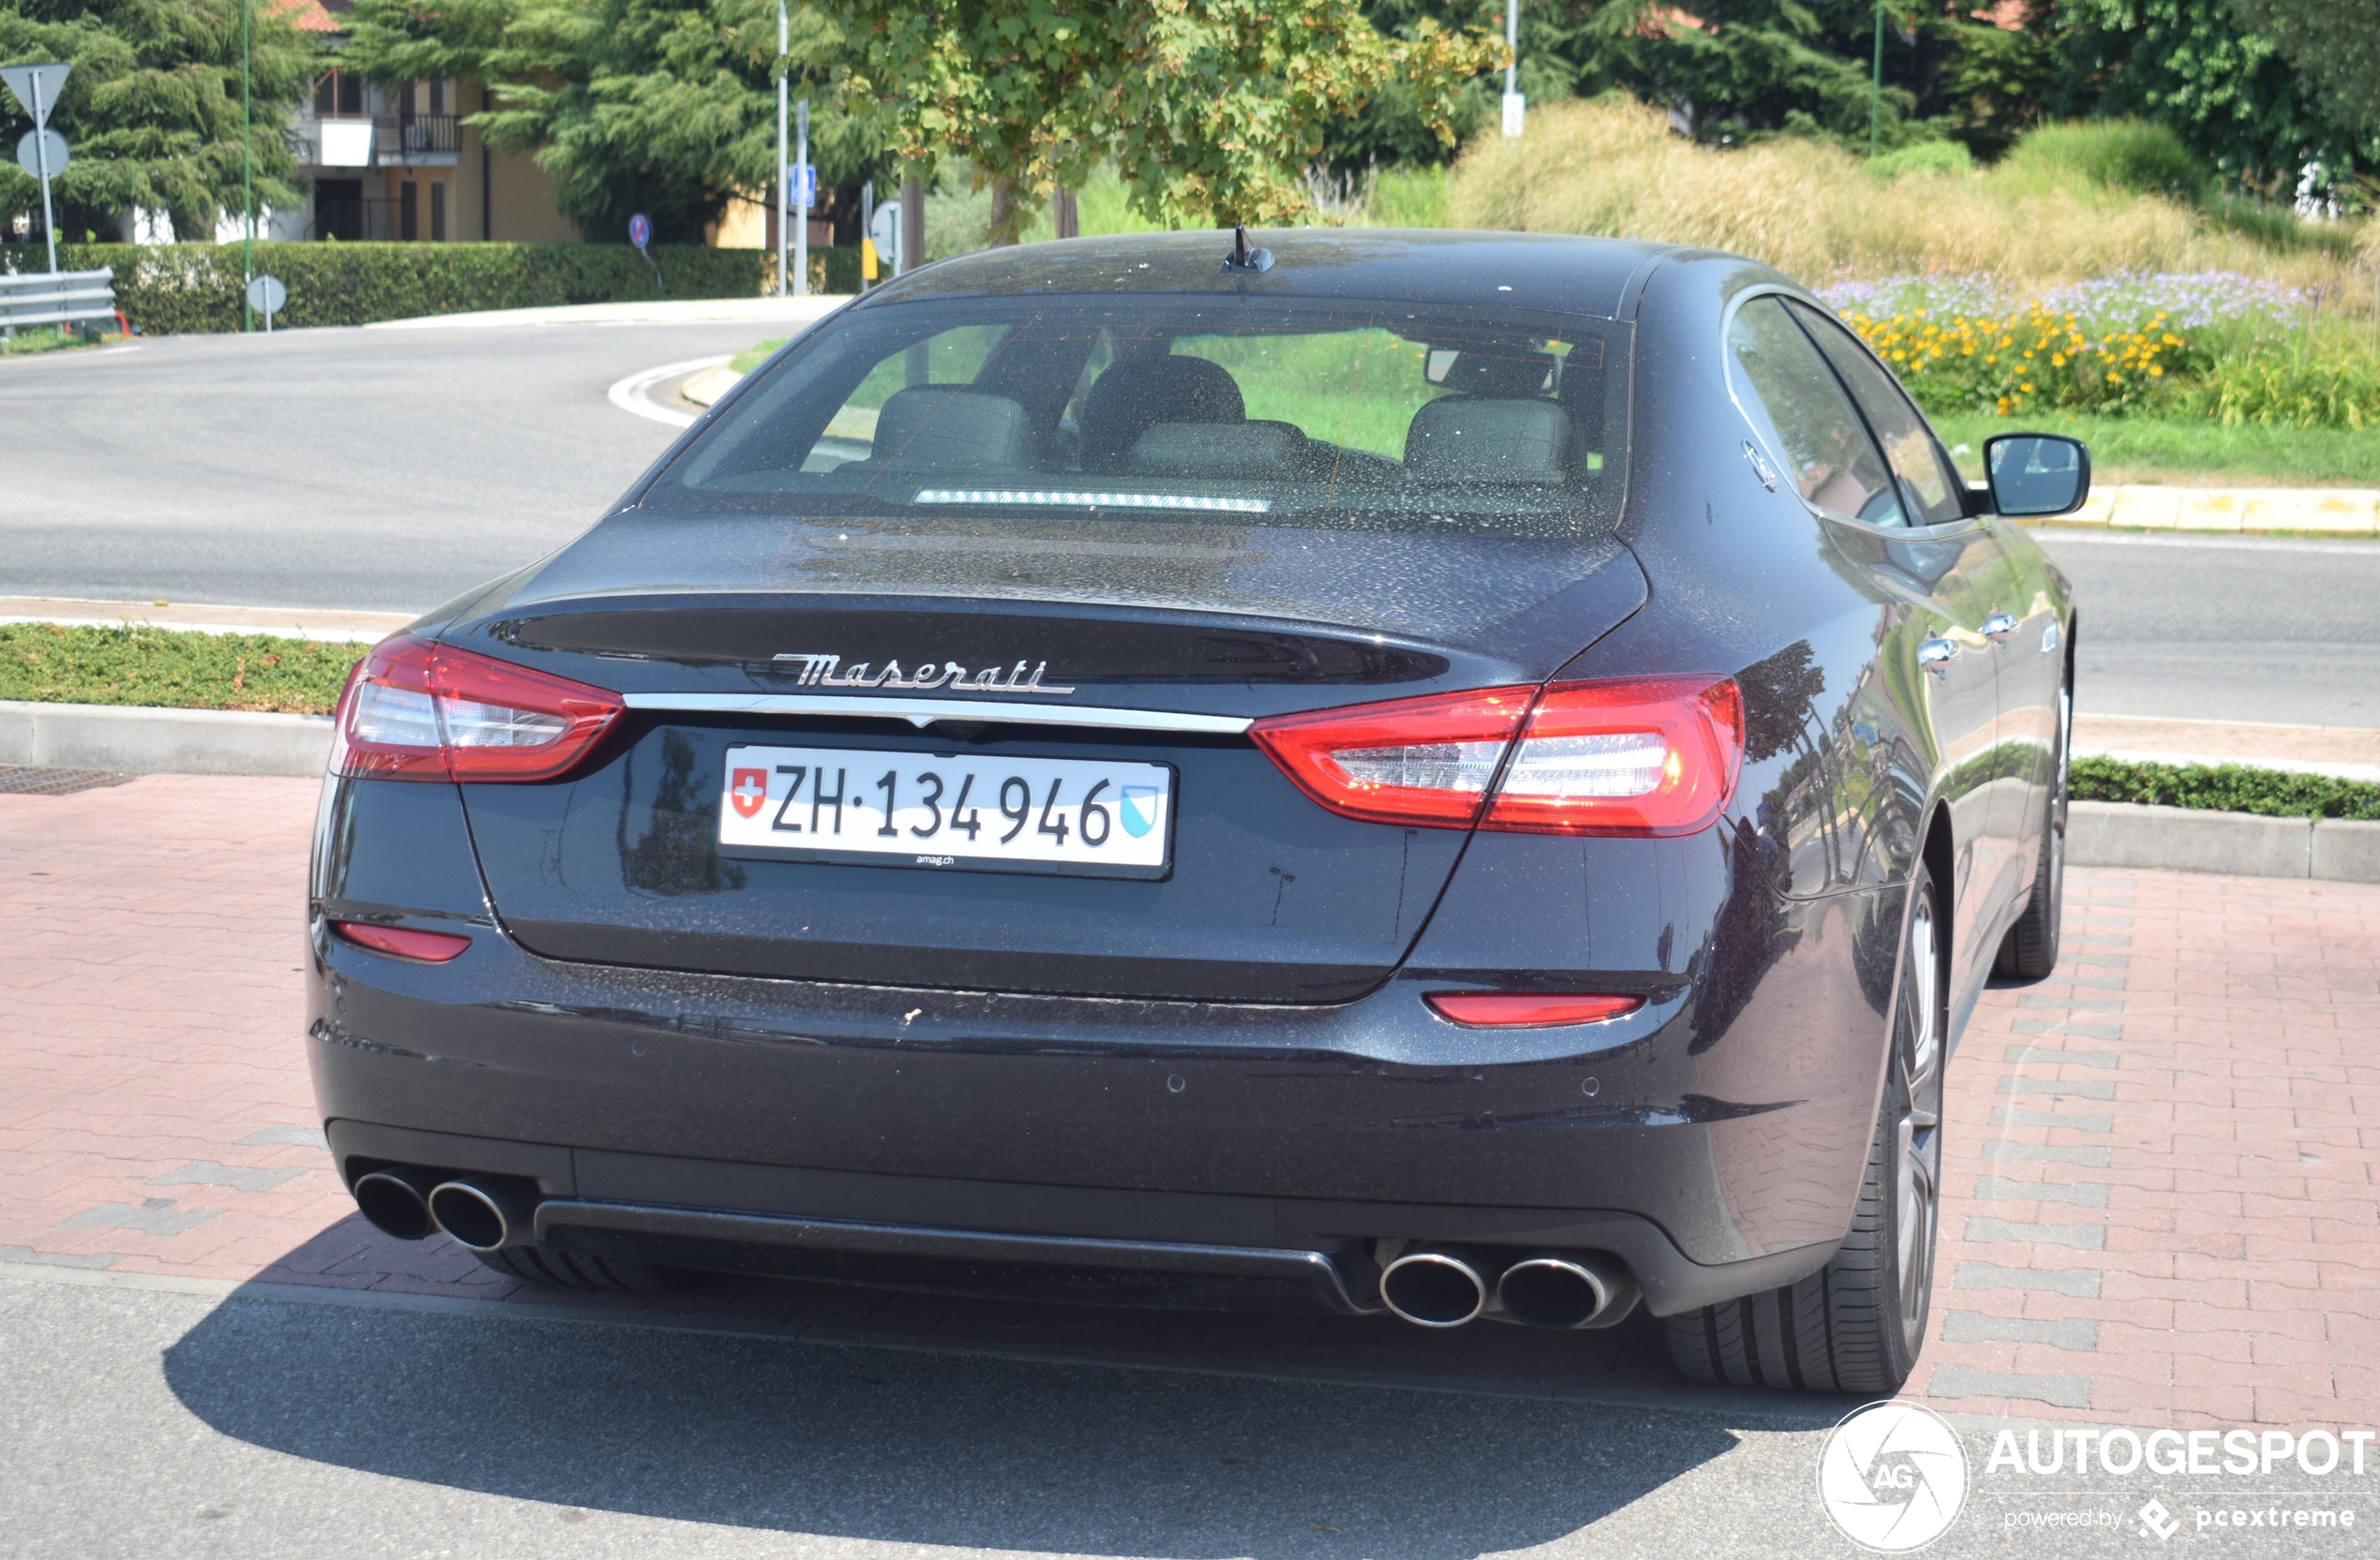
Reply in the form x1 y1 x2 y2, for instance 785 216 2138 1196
264 0 582 244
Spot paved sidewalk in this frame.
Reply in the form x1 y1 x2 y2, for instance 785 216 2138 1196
3 777 2374 1424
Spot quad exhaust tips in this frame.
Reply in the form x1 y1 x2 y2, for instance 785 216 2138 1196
425 1178 538 1254
1378 1245 1641 1330
351 1166 538 1252
1495 1252 1641 1330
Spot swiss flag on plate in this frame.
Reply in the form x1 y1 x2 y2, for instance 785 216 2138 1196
728 767 769 818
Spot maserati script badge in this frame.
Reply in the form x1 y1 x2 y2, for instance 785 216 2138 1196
772 653 1077 696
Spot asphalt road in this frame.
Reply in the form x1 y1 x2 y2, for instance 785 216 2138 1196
0 323 755 614
2039 530 2380 731
2 325 2374 728
5 1271 2337 1560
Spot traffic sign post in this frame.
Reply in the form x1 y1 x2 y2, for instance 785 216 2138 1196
245 274 286 332
1 62 72 275
627 213 663 297
793 98 811 298
869 198 902 279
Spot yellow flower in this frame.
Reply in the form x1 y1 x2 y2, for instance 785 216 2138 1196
2149 365 2163 377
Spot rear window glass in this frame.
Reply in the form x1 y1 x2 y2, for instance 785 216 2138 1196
645 297 1629 538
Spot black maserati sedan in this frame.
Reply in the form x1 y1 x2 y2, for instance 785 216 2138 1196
311 229 2083 1394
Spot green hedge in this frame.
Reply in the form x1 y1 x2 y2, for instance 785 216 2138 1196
0 623 364 716
2071 755 2380 821
0 242 769 333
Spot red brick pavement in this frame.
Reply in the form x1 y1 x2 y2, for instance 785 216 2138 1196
4 776 2376 1421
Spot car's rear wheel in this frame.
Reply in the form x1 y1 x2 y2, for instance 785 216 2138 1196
471 1243 669 1294
1665 868 1944 1392
1996 675 2070 980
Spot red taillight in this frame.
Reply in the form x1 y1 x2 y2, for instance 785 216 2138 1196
1483 676 1744 837
1426 993 1644 1028
332 634 623 783
1249 685 1537 828
332 921 472 962
1250 676 1742 838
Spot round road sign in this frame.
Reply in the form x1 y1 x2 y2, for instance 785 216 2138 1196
628 213 652 249
245 275 288 317
15 128 67 178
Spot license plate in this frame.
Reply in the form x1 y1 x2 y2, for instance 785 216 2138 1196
717 744 1175 879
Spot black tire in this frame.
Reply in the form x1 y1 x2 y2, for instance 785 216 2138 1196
472 1243 669 1294
1665 869 1945 1393
1996 673 2068 980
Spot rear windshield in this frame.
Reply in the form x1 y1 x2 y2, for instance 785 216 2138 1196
645 296 1629 538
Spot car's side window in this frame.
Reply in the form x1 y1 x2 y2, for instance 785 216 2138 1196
1726 297 1905 527
1785 299 1966 527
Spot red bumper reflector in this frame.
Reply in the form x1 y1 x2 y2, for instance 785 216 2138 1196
1425 992 1644 1028
332 921 472 963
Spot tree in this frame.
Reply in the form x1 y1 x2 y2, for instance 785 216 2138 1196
2228 0 2380 141
840 0 1504 241
0 0 320 244
345 0 889 244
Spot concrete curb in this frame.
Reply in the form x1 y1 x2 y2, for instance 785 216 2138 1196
0 700 330 778
2069 800 2380 884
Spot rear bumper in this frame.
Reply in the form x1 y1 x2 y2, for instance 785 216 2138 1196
325 1119 1842 1317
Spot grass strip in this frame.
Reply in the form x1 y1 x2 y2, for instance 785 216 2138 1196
728 337 786 376
0 623 366 716
2071 755 2380 822
1935 410 2380 488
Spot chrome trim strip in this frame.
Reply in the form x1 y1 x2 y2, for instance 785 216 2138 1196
617 691 1252 734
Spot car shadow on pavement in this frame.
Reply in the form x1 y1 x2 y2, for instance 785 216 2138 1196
157 1255 1814 1557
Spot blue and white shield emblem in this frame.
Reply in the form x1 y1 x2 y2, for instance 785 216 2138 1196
1118 785 1161 839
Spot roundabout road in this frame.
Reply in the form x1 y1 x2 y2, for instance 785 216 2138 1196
4 327 2375 731
0 322 761 614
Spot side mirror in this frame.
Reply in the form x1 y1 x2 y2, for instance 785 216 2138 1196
1985 433 2090 517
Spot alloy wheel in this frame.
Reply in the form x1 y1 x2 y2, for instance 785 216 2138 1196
1895 891 1943 1351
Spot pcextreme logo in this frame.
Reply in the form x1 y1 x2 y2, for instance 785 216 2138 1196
1817 1401 1971 1552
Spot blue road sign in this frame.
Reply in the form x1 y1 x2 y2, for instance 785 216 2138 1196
628 213 652 249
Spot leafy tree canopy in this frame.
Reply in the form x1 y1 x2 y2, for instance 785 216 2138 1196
0 0 320 243
2059 0 2369 185
346 0 888 244
2227 0 2380 141
841 0 1505 241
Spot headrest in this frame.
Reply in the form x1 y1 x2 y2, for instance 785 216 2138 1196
1428 348 1558 398
1127 421 1309 479
1078 354 1245 468
870 386 1034 469
1403 396 1570 483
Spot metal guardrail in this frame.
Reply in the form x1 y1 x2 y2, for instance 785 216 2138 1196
0 268 117 334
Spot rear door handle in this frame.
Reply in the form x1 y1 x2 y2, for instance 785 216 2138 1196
1917 638 1956 678
1982 613 2017 642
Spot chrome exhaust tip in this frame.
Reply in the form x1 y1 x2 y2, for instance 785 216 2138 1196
351 1167 439 1241
426 1178 538 1254
1379 1247 1494 1328
1495 1252 1642 1330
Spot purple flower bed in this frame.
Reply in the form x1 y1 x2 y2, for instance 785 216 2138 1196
2035 271 2308 333
1819 270 2309 336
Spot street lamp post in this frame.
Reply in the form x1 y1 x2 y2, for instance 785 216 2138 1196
776 0 788 300
1868 0 1883 160
243 0 254 332
1501 0 1523 138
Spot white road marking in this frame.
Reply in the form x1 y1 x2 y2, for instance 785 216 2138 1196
606 355 732 428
